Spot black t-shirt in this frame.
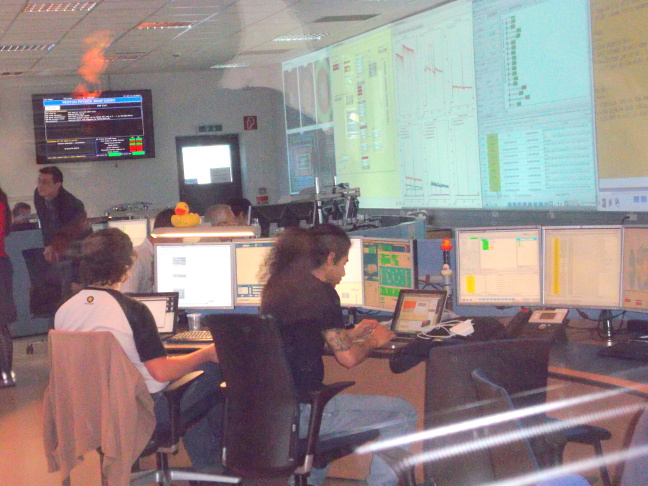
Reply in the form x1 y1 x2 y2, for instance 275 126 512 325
260 272 343 393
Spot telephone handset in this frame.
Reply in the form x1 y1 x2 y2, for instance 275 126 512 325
506 309 533 337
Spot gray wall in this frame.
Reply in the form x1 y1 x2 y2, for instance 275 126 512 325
0 68 289 217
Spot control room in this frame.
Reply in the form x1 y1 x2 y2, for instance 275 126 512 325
1 1 648 485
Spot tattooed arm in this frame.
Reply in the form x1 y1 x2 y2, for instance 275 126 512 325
323 325 395 368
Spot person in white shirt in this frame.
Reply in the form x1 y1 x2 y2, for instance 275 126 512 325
121 208 174 294
55 228 223 470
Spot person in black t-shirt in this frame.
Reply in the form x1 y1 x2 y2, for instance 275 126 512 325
260 224 417 486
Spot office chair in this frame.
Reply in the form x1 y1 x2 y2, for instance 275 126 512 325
423 339 611 486
43 330 240 486
617 405 648 486
205 313 389 486
471 368 590 486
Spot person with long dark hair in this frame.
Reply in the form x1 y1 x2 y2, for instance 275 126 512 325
0 185 17 387
260 224 417 486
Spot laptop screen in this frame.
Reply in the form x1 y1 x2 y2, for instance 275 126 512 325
391 289 447 335
128 292 179 334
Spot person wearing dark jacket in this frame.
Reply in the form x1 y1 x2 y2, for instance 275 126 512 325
34 166 90 264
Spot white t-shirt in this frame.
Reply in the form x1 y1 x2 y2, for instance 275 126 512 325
55 287 169 393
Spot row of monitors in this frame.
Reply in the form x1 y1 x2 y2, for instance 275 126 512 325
455 226 648 312
153 237 416 311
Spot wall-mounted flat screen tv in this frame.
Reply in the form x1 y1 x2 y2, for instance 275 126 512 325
32 89 155 164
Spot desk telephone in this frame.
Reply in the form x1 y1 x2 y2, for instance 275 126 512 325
507 308 568 342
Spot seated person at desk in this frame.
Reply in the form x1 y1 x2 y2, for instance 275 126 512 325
54 228 223 471
121 208 174 294
12 202 31 221
260 224 417 486
226 197 251 226
204 204 236 226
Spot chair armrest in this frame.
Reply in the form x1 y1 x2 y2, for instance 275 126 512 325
300 381 355 457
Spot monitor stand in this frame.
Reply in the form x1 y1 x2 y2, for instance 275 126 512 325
599 309 614 341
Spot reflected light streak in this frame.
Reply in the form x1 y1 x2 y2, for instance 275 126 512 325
483 445 648 486
73 30 111 98
359 386 633 454
397 401 644 468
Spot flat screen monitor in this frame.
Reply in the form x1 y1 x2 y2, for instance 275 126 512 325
155 242 234 309
622 226 648 312
128 292 178 335
107 218 149 247
456 227 542 306
32 89 155 164
234 238 275 306
362 237 416 311
543 226 622 309
337 237 364 307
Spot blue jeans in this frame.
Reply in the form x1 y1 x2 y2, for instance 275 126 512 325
153 361 223 471
299 394 417 486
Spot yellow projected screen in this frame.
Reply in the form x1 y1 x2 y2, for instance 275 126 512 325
543 227 622 308
330 28 401 208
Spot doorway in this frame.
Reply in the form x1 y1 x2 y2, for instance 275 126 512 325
175 134 243 215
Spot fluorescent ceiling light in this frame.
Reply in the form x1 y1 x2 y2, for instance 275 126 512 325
151 225 256 239
273 33 330 42
24 2 97 12
105 53 145 61
210 63 250 69
0 44 55 52
135 22 194 30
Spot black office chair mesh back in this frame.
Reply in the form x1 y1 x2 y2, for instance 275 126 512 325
423 339 552 485
206 313 300 479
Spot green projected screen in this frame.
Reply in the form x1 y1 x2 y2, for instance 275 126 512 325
362 237 416 311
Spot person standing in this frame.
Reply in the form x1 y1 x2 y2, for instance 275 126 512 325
34 166 90 263
0 185 17 387
260 224 417 486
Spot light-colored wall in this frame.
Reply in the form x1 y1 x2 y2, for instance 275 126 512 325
0 66 288 217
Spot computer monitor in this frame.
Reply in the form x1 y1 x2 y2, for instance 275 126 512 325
455 227 542 306
337 237 364 307
155 242 234 309
234 238 275 306
107 218 149 247
128 292 178 334
362 237 416 311
622 226 648 312
543 226 622 309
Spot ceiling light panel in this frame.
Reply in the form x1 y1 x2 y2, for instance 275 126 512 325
0 44 55 51
23 2 97 13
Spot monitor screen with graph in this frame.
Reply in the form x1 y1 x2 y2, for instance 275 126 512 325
543 226 622 309
155 242 234 309
622 226 648 312
361 237 416 311
455 227 542 306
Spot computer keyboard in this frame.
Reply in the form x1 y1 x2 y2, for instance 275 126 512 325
165 330 213 343
599 339 648 362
